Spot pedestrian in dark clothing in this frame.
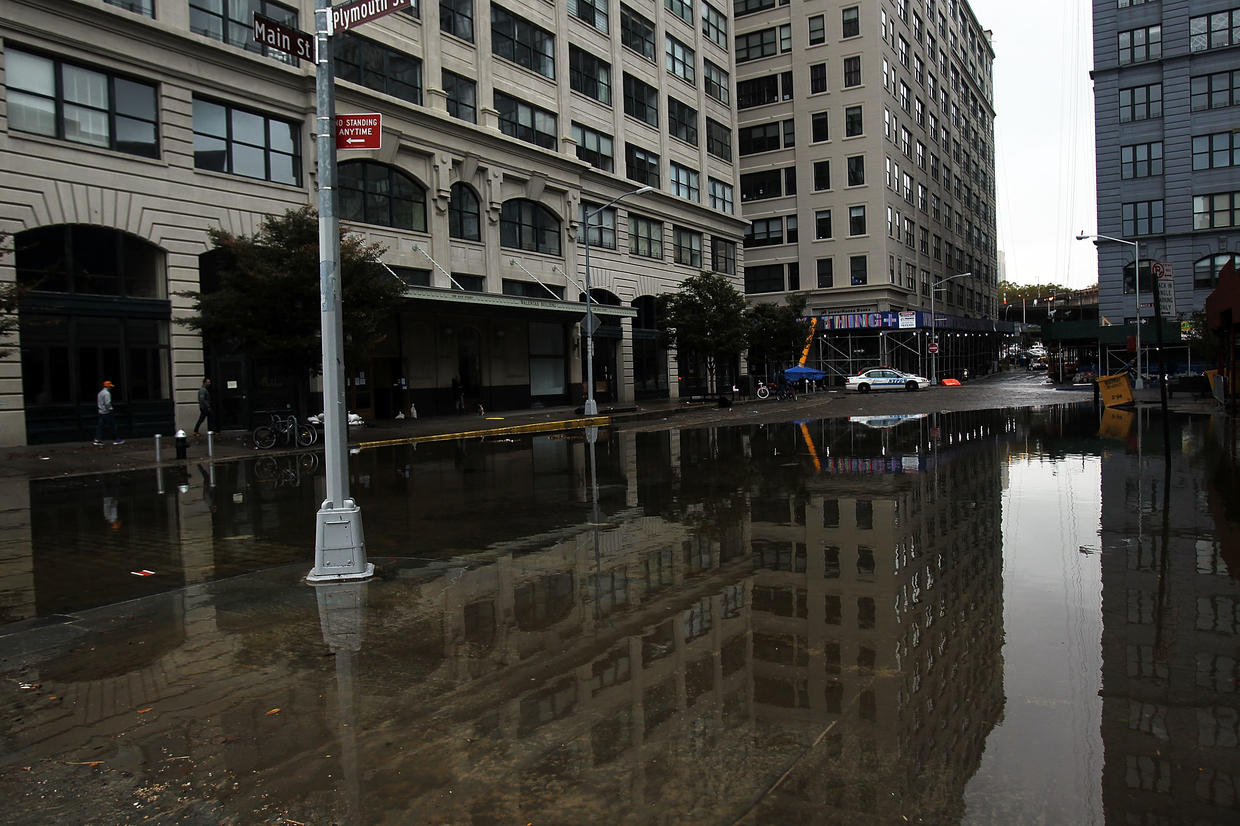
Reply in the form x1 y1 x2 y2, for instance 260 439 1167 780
94 380 123 445
194 378 214 436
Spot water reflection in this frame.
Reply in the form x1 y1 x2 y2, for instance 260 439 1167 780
0 406 1237 824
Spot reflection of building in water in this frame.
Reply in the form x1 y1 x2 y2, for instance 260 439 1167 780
1099 416 1240 824
741 410 1006 822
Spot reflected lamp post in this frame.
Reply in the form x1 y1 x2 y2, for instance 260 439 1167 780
1077 232 1142 389
930 272 970 385
582 185 653 415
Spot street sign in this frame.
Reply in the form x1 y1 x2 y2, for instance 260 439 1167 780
898 311 917 329
335 113 382 150
253 13 315 61
1157 272 1176 318
928 343 940 354
332 0 415 32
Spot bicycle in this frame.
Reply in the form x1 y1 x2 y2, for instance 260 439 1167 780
251 412 317 449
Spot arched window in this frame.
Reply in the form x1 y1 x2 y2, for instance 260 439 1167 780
1194 253 1236 289
500 199 561 255
449 182 481 240
338 161 426 231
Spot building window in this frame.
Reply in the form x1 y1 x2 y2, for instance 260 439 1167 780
744 264 784 294
709 178 734 213
670 162 700 201
816 258 834 287
492 6 555 79
441 0 474 40
7 49 159 158
339 161 426 230
1190 10 1240 52
334 34 422 103
623 74 659 125
842 6 859 38
712 237 736 273
740 169 783 201
1122 141 1164 178
193 97 298 184
735 0 775 16
629 215 663 258
705 118 731 160
849 255 868 285
190 0 298 63
570 46 612 104
1190 73 1237 112
744 217 784 247
849 205 867 236
573 122 614 171
666 0 693 25
668 98 699 145
702 2 728 49
736 28 778 62
580 202 617 249
495 92 557 149
845 105 863 137
449 183 481 240
843 55 862 87
443 70 477 122
737 76 780 109
1193 132 1239 170
621 5 657 60
810 63 828 94
809 15 825 45
626 143 661 187
738 122 783 155
674 227 702 266
1194 254 1237 288
1123 199 1164 235
704 60 730 103
501 199 561 254
570 0 609 34
814 160 831 190
815 209 832 239
812 112 829 143
104 0 154 15
1118 26 1161 65
847 155 865 186
665 35 696 83
1193 193 1239 231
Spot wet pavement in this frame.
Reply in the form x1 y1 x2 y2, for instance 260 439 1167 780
0 373 1236 824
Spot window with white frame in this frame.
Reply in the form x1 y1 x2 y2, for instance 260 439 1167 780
845 105 863 137
815 209 832 239
843 55 862 87
847 155 864 186
810 63 828 93
809 15 825 45
842 6 859 38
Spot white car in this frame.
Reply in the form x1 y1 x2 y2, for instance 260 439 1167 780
846 368 930 392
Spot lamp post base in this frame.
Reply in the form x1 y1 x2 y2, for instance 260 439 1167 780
583 399 598 416
308 500 374 583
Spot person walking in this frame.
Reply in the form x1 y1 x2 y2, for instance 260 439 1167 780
193 378 214 437
94 380 123 446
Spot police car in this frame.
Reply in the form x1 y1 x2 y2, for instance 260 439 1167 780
845 367 930 392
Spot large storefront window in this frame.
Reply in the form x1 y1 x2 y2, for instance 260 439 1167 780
631 295 667 399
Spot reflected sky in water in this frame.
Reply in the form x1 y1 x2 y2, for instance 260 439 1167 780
0 404 1237 825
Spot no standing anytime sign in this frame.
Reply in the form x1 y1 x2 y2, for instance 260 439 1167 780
335 113 382 150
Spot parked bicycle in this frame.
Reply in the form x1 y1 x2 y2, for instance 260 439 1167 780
251 412 317 449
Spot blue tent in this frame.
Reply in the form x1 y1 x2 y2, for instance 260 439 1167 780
784 365 827 381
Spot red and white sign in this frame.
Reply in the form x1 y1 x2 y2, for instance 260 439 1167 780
928 343 940 354
332 0 415 32
335 113 382 150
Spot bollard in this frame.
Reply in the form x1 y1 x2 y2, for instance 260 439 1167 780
175 429 189 460
154 434 162 463
207 430 215 457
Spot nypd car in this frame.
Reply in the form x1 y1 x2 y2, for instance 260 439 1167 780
845 368 930 392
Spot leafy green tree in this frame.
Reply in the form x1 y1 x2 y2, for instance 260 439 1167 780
0 233 27 359
1184 310 1219 367
657 272 749 394
998 280 1071 305
745 295 812 379
178 207 406 411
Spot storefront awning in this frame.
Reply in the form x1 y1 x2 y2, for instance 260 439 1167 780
402 286 637 320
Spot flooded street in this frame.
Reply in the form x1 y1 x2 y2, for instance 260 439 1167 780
1 403 1237 824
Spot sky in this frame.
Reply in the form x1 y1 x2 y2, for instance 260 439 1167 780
968 0 1098 289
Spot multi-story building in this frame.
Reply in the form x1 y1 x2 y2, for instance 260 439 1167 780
732 0 1002 381
0 0 747 446
1088 1 1240 349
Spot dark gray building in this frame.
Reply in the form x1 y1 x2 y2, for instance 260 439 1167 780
1088 1 1240 357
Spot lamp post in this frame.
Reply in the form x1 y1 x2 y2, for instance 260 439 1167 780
582 185 653 415
929 272 970 385
1077 232 1141 389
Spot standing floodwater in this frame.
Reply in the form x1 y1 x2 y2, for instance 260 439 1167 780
0 404 1236 824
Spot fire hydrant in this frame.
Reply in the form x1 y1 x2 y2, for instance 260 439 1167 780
175 429 189 460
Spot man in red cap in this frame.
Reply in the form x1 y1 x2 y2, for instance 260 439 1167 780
93 380 123 446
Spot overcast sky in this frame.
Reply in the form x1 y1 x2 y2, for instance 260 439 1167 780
969 0 1098 289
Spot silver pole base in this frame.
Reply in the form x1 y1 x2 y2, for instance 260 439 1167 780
583 399 598 416
308 500 373 583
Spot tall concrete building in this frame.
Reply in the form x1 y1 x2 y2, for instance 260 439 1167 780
1088 1 1240 344
0 0 746 446
732 0 1001 381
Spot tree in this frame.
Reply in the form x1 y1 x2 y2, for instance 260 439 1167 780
998 280 1071 305
0 233 27 359
745 295 812 379
178 207 406 411
1184 310 1219 368
657 272 749 395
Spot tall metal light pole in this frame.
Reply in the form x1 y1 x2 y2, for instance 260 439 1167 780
582 185 653 415
1077 232 1142 389
929 272 970 385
